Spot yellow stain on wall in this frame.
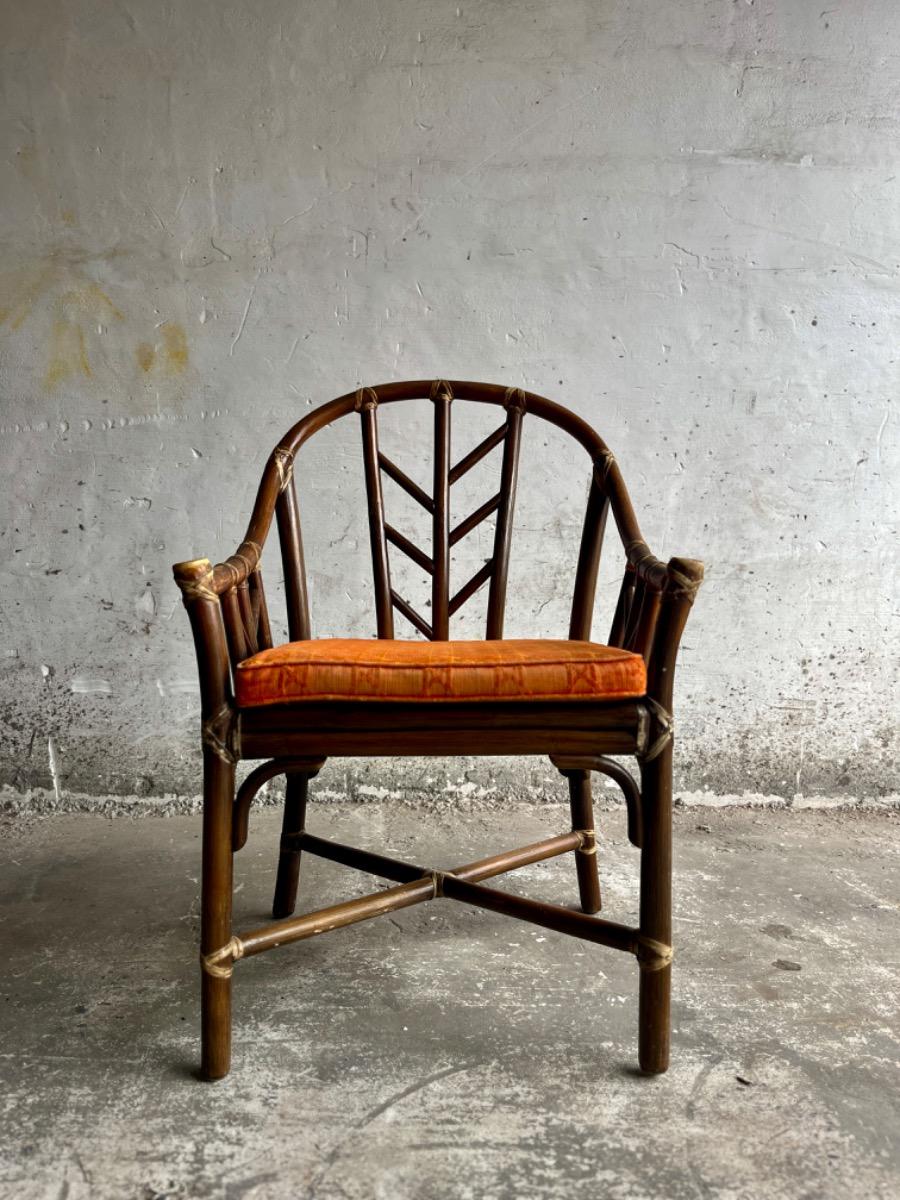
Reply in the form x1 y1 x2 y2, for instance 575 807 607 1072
45 319 91 389
135 322 188 375
1 268 124 337
161 322 188 372
62 283 124 323
1 255 189 389
41 286 125 389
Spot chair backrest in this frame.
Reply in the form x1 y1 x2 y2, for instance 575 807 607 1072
212 380 668 663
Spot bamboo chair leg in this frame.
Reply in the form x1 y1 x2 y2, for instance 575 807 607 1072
637 743 673 1074
272 771 311 919
565 769 601 914
200 751 236 1082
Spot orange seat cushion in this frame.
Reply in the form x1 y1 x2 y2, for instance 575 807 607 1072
234 638 646 707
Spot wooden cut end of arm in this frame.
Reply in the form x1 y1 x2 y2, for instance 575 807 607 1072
665 556 704 603
173 557 217 603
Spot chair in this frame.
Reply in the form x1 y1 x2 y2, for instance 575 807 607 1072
173 380 703 1080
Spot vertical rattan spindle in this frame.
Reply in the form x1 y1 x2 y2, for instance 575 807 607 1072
276 478 312 642
360 396 395 638
431 383 452 640
569 469 609 642
485 398 524 639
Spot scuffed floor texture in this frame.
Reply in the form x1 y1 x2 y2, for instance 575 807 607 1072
1 803 898 1199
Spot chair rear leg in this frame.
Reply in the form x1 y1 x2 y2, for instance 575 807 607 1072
565 768 602 914
638 744 673 1074
200 751 235 1081
272 771 311 919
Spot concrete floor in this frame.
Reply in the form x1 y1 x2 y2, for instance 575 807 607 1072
1 802 898 1200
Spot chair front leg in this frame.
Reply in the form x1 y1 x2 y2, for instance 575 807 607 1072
200 750 236 1081
637 742 673 1074
564 769 602 914
272 770 313 919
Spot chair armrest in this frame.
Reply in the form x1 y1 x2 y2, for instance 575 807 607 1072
172 559 237 762
644 555 704 707
209 539 264 594
624 539 672 592
175 535 274 688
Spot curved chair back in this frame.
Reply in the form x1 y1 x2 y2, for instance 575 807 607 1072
209 380 672 665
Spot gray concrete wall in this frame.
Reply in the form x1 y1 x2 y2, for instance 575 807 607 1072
1 0 898 809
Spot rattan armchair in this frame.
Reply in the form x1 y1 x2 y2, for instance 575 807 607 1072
173 380 703 1080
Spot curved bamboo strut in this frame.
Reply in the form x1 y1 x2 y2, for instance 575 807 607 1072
232 757 325 850
207 381 683 596
551 753 644 848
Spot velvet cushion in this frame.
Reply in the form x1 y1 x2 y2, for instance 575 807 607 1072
234 638 646 707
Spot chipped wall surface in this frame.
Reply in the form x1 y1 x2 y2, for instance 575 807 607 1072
1 0 898 807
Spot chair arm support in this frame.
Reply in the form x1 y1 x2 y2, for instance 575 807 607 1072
644 556 704 709
172 558 236 731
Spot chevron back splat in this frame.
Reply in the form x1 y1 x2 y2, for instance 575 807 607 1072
358 380 523 640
